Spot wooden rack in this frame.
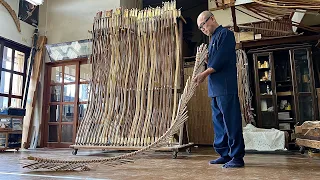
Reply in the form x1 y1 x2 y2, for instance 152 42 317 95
0 114 24 152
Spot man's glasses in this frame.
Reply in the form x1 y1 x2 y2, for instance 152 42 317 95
199 16 212 30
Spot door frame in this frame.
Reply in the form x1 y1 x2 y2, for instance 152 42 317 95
41 58 88 148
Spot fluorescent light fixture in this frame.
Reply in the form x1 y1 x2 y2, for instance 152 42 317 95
26 0 44 5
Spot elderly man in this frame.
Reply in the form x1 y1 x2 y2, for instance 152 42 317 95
193 11 245 168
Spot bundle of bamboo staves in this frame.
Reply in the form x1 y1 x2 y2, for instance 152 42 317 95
72 1 185 150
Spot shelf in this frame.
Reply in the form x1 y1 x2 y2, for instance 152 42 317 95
0 114 24 119
279 120 295 123
277 85 292 88
277 91 293 96
298 92 312 95
258 68 270 70
278 110 292 112
277 94 293 97
276 81 292 83
278 118 295 123
0 129 22 133
260 95 273 98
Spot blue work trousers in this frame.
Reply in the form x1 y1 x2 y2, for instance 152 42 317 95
211 94 245 158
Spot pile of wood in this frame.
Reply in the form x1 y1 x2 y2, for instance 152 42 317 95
295 121 320 152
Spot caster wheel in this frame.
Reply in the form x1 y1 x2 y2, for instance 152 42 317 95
72 149 78 155
15 148 19 152
172 151 178 159
299 146 305 154
186 148 191 154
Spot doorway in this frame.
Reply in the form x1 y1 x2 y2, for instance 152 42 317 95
42 59 91 148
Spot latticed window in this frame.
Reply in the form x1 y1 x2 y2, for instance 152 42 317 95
0 38 30 109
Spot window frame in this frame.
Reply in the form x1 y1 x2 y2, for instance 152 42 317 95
0 36 31 108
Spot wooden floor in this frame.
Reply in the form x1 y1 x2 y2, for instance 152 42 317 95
0 147 320 180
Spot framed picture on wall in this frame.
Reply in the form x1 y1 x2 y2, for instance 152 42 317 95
18 0 39 27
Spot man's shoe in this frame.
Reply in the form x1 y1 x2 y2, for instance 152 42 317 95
209 156 231 164
222 157 245 168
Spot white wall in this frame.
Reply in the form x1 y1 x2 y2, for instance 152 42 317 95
210 6 266 27
0 0 35 46
30 0 124 148
39 0 121 45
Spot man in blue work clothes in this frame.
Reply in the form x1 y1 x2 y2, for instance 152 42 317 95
193 11 245 168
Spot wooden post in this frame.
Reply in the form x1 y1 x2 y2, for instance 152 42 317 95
22 36 47 149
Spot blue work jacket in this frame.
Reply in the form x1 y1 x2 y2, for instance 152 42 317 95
207 25 238 97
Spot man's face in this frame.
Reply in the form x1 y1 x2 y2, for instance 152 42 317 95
197 16 214 36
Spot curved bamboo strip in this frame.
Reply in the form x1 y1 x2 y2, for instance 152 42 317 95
0 0 21 32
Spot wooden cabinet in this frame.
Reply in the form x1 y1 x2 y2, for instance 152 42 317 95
290 48 318 124
251 45 318 141
253 52 278 129
0 115 23 151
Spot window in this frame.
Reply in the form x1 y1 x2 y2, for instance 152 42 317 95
0 38 30 109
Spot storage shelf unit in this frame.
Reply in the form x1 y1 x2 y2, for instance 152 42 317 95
251 45 318 142
0 115 23 151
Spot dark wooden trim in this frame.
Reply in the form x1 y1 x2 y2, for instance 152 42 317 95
270 53 279 129
79 81 90 84
41 64 50 147
73 61 80 144
230 6 239 32
22 47 29 105
50 82 77 86
8 49 14 107
239 35 320 49
48 122 74 125
253 53 262 127
0 36 30 51
289 49 299 125
49 101 75 105
0 41 4 83
1 68 24 75
0 93 22 99
0 38 30 108
42 59 90 148
307 48 318 121
45 58 88 66
247 44 312 54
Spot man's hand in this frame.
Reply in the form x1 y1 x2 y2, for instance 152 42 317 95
193 68 215 87
193 72 206 87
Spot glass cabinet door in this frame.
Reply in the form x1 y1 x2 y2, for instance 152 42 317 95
254 52 278 128
291 48 316 124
